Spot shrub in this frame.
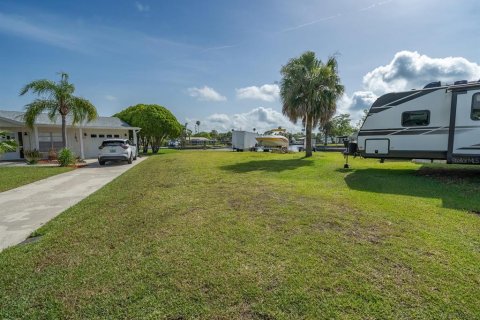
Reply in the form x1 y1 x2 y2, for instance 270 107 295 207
48 148 58 160
57 148 76 167
24 149 42 165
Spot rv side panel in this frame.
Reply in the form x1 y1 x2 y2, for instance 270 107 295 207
449 88 480 164
358 88 451 159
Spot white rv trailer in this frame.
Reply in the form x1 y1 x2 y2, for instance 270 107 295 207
356 81 480 164
232 130 258 151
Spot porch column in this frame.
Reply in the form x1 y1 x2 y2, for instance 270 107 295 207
33 126 39 150
79 127 85 159
133 130 139 157
133 130 138 145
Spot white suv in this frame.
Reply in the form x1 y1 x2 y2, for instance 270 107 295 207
98 139 137 165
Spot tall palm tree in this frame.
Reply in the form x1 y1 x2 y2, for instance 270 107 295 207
195 120 201 134
0 131 17 154
280 51 344 157
20 72 98 149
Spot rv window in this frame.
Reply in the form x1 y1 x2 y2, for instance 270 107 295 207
402 110 430 127
471 93 480 120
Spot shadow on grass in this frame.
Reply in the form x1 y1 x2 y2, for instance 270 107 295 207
341 167 480 212
141 150 176 157
221 158 314 173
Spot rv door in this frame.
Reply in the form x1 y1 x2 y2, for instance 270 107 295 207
449 89 480 164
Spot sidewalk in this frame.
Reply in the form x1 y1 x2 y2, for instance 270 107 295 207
0 157 146 251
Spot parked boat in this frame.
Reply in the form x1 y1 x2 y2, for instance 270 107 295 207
255 128 289 148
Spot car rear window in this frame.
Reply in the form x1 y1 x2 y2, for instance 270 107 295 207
102 140 124 147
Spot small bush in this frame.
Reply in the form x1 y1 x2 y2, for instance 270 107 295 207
24 149 42 165
48 148 58 160
57 148 76 167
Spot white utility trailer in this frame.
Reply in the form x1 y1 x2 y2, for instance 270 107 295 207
232 131 258 151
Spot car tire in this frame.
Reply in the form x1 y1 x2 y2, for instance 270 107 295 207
128 154 133 164
99 160 105 166
133 153 137 160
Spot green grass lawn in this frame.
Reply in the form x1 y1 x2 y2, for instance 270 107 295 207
1 151 479 319
0 166 73 192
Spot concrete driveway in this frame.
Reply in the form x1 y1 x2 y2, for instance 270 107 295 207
0 157 146 251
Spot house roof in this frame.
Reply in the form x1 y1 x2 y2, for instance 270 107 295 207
189 136 214 141
0 110 140 129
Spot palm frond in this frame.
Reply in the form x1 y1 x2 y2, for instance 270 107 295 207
19 79 58 97
69 96 98 125
58 72 69 83
47 106 60 122
20 72 98 149
280 51 344 132
23 99 58 128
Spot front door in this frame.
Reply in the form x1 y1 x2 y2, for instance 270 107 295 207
17 131 24 158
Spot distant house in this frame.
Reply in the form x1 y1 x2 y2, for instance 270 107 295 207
188 136 216 145
0 110 140 160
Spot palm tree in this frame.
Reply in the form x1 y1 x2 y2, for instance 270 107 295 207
20 72 98 149
195 120 201 134
280 51 344 157
0 131 17 154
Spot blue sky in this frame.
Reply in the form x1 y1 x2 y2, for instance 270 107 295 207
1 0 480 132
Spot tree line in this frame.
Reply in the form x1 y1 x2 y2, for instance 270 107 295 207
18 50 366 158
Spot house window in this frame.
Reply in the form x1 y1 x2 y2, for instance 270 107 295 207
0 132 16 153
91 134 97 138
114 134 120 138
402 110 430 127
99 134 105 138
106 134 113 138
471 93 480 120
38 132 62 152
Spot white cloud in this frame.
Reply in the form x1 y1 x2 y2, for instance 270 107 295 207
236 84 280 102
0 11 194 56
0 12 80 51
188 86 227 102
281 0 392 33
359 0 393 12
104 95 117 101
200 44 239 53
337 91 377 123
338 91 377 114
363 51 480 95
282 14 341 33
339 51 480 123
135 2 150 12
196 107 303 133
206 113 230 123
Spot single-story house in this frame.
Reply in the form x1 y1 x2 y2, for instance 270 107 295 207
187 137 216 145
0 110 140 160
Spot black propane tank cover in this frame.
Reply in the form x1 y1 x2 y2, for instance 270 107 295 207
423 81 441 89
349 142 358 155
